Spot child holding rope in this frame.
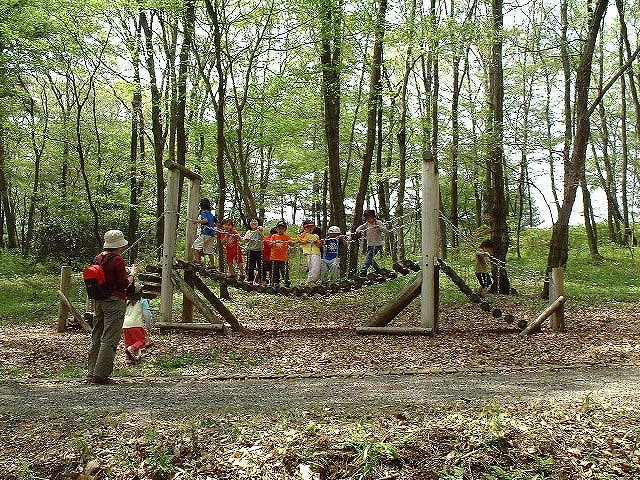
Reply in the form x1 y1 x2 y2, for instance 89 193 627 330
321 225 347 283
220 218 245 280
355 210 388 276
269 221 295 287
242 217 265 284
191 198 217 268
475 239 494 296
297 219 322 285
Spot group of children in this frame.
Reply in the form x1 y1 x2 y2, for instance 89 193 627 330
190 201 389 286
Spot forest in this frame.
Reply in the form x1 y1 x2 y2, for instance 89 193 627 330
4 0 640 477
1 0 637 270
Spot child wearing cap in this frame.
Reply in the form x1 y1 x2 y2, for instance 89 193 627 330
321 226 348 283
269 221 295 287
122 283 152 364
297 219 322 285
191 198 218 268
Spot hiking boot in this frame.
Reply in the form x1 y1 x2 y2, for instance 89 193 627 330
88 375 118 385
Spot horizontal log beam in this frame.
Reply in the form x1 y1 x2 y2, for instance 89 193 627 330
155 322 223 332
164 160 202 181
356 326 433 336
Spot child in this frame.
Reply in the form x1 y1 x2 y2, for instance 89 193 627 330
475 239 494 296
122 283 152 364
191 198 217 268
297 219 322 284
268 221 294 287
355 209 388 276
220 218 244 279
262 227 277 285
321 225 347 283
242 217 265 284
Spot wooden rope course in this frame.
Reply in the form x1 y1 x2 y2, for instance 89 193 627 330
139 259 423 300
438 259 527 331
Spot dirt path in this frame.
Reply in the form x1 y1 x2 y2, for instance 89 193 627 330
2 366 639 415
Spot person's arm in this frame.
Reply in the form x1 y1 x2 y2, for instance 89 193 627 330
112 256 133 291
355 223 366 233
377 220 388 234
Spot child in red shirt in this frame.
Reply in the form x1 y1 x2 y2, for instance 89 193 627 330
220 218 245 280
268 221 294 287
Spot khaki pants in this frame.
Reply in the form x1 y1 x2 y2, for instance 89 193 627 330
88 296 126 379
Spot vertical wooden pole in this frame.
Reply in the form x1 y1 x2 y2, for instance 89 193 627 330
57 266 72 332
421 151 439 331
182 178 201 322
550 267 565 332
160 167 180 324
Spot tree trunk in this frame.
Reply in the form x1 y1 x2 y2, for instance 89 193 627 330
487 0 509 274
319 0 346 235
128 19 144 264
546 0 609 276
351 0 387 271
140 11 167 250
0 126 18 248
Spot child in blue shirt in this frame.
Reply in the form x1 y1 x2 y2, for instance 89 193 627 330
191 198 218 267
320 225 348 283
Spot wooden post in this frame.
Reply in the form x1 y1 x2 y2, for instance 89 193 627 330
421 151 439 331
159 167 180 324
550 267 565 332
57 266 72 332
182 178 201 322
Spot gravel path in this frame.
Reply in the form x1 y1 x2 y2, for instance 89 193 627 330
1 367 638 415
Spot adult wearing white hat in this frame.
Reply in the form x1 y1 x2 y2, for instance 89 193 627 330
87 229 136 384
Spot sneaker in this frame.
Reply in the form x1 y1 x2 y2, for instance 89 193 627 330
125 346 137 363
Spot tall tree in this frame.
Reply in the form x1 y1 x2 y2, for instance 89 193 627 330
486 0 509 270
318 0 346 232
546 0 609 284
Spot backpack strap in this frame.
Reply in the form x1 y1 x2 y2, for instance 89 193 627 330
95 252 118 266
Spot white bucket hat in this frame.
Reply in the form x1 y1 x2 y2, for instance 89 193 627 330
328 225 341 234
103 230 128 249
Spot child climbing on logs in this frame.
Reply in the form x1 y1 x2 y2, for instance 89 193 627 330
321 225 348 283
123 283 152 364
220 218 245 280
262 227 277 285
269 221 295 287
191 198 217 268
355 210 388 277
297 219 322 285
242 217 265 285
475 239 494 296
